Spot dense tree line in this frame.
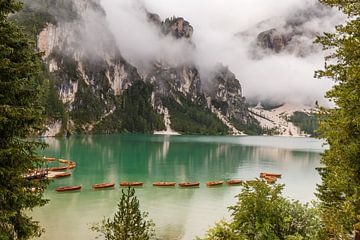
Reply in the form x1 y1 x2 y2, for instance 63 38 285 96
0 0 49 238
315 0 360 238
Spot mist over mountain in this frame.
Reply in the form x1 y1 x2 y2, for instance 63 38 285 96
13 0 343 137
102 0 344 106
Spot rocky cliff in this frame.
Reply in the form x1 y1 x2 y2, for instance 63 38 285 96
243 2 337 58
15 0 260 136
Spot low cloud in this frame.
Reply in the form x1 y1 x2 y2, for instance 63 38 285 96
100 0 344 106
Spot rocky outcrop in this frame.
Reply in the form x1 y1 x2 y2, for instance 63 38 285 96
147 63 201 101
162 17 193 39
244 2 338 57
257 28 292 53
207 65 251 125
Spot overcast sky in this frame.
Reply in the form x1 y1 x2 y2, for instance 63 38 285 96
100 0 344 106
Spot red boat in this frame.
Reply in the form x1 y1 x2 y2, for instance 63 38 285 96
44 157 56 161
48 166 69 171
54 172 71 178
119 182 144 187
227 179 242 185
265 176 277 184
59 159 69 164
68 164 76 169
206 180 224 186
179 182 200 187
55 186 81 192
92 183 115 189
260 172 282 178
153 182 176 187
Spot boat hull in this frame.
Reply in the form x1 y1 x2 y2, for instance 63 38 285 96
93 183 115 189
179 182 200 187
153 182 176 187
48 166 69 171
260 172 282 178
227 179 242 185
56 186 81 192
206 181 224 186
120 182 144 187
54 172 71 178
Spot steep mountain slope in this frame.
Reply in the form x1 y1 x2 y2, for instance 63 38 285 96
249 103 317 136
14 0 261 136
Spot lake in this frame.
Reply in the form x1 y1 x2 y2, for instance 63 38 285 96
32 135 325 240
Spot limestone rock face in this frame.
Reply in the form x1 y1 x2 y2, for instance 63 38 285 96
31 0 142 133
144 13 255 132
148 63 201 100
207 66 251 124
257 29 292 53
162 17 193 39
20 0 260 135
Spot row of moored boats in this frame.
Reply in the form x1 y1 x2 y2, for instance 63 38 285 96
55 172 282 192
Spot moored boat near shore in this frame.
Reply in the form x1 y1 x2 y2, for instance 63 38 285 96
59 159 69 164
55 186 81 192
153 182 176 187
120 182 144 187
265 176 277 184
92 183 115 189
44 157 56 161
206 180 224 186
260 172 282 178
48 166 69 171
227 179 242 185
179 182 200 187
54 172 71 178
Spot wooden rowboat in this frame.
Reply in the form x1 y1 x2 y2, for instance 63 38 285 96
265 176 277 184
260 172 282 178
55 186 81 192
153 182 176 187
245 179 259 184
206 181 224 186
179 182 200 187
68 164 76 169
227 179 242 185
44 157 56 161
48 166 69 171
59 159 69 164
119 182 144 187
92 183 115 189
54 172 71 178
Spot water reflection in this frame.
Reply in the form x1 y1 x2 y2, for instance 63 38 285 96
36 135 324 240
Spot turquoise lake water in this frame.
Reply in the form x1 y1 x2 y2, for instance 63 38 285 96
32 135 325 240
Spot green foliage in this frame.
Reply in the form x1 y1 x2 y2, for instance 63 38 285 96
119 80 164 133
91 187 155 240
230 116 265 135
20 0 79 22
315 0 360 238
198 181 323 240
11 6 56 40
0 1 49 238
43 77 65 121
94 80 165 133
162 94 229 135
289 112 319 137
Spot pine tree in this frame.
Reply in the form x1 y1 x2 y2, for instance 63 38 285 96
315 0 360 239
198 181 322 240
91 187 155 240
0 0 48 239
